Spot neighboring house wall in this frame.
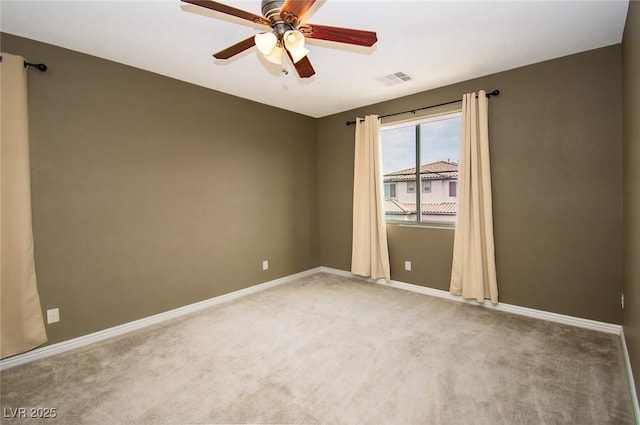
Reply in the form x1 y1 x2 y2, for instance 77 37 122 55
395 181 415 204
391 179 458 204
438 180 457 203
622 0 640 403
1 34 319 346
318 45 623 324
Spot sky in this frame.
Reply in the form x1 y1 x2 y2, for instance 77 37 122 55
380 114 461 175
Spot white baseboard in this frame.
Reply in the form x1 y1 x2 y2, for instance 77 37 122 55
621 329 640 425
0 267 322 371
319 266 622 334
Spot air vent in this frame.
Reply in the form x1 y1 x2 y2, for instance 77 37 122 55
379 71 413 86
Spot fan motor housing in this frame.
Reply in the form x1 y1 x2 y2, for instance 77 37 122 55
262 0 298 38
261 0 285 22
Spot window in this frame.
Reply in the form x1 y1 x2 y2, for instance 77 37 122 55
449 181 457 197
381 112 461 225
384 183 397 199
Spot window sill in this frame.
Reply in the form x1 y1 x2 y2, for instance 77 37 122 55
385 221 456 230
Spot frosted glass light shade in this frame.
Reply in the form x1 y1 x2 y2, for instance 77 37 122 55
254 32 278 55
284 30 304 48
283 30 309 64
264 46 283 65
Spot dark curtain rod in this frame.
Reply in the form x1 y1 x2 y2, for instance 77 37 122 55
24 61 48 72
345 89 500 126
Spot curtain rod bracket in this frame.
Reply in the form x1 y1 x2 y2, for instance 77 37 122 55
23 61 47 72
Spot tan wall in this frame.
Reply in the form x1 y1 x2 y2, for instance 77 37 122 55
1 34 319 345
622 0 640 402
318 45 624 324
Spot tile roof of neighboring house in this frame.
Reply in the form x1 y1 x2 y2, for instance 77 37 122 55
383 161 458 182
384 198 414 214
415 202 458 215
384 200 457 215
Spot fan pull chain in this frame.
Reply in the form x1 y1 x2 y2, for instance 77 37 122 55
281 57 289 76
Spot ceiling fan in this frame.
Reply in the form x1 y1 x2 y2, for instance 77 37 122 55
182 0 378 78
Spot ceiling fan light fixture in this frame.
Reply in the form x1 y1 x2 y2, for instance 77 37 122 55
283 30 309 63
254 32 278 55
284 30 305 49
264 45 284 65
185 0 377 79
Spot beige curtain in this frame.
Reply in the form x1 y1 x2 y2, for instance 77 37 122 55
351 115 391 280
450 90 498 303
0 53 48 358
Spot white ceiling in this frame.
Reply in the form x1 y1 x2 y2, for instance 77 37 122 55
0 0 629 118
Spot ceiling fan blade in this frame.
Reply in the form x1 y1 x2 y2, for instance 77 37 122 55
299 23 377 47
280 0 316 23
293 56 316 79
213 36 256 59
285 50 315 79
182 0 270 26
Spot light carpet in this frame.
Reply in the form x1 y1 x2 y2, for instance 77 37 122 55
0 273 635 424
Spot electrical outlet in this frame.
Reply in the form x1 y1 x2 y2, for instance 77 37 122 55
404 261 412 271
262 260 269 271
621 293 625 310
47 308 60 324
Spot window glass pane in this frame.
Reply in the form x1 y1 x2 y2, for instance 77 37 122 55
419 115 461 165
418 114 461 224
381 126 417 222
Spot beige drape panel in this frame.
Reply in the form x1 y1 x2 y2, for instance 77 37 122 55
0 53 48 358
351 115 391 281
450 90 498 303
